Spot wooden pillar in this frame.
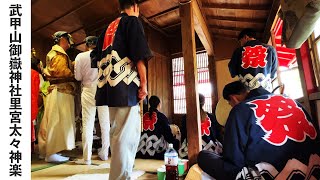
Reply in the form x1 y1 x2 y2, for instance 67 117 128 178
296 49 311 114
208 55 218 112
180 2 202 165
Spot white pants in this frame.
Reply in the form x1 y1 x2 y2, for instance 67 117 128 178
81 86 110 161
38 87 75 157
109 105 141 180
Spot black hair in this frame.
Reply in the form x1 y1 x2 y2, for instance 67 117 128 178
199 93 205 107
31 57 40 72
119 0 140 10
148 95 160 118
238 28 256 40
223 81 248 101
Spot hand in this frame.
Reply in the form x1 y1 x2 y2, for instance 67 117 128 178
138 84 148 100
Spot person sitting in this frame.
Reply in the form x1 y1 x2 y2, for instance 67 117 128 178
197 81 320 180
136 96 179 160
179 94 223 159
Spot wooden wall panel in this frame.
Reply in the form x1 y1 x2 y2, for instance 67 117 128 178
215 59 238 99
148 52 173 120
31 36 52 66
213 37 239 60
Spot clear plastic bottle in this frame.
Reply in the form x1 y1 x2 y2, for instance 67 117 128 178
164 143 178 180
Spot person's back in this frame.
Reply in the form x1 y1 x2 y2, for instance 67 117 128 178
137 96 178 160
137 110 178 159
223 84 320 179
92 12 152 107
75 50 98 86
90 0 152 178
198 81 320 180
229 28 278 91
74 36 110 165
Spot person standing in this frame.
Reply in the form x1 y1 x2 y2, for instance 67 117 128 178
74 36 110 165
91 0 153 179
38 31 76 163
229 28 278 91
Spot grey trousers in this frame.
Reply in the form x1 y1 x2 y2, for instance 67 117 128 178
109 105 141 180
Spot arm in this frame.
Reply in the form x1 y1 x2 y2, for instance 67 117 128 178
223 106 249 178
126 17 153 101
46 54 73 78
228 48 241 78
159 113 179 150
208 113 224 143
90 29 105 68
137 60 148 100
74 54 82 81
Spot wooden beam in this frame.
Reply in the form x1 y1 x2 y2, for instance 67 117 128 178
209 25 264 32
296 49 311 114
262 0 280 43
162 23 181 31
212 34 238 40
32 0 97 33
208 56 218 112
147 6 179 20
192 0 214 56
202 2 271 10
139 15 172 37
207 15 265 23
180 2 202 166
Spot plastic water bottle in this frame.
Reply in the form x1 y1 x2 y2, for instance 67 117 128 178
164 143 178 180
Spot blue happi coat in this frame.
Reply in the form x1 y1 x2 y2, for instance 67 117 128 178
224 87 320 179
229 40 278 91
91 13 153 107
136 110 179 160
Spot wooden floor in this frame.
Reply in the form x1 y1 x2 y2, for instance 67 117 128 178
31 147 162 180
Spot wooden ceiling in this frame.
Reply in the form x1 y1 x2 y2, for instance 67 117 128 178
31 0 279 52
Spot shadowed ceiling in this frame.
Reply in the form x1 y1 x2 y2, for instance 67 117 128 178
32 0 279 52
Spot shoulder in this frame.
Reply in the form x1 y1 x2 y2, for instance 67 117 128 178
122 16 140 24
75 51 88 61
228 102 252 121
206 112 215 120
122 16 143 30
157 111 168 119
46 50 57 60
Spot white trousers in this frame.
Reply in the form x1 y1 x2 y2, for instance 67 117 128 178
38 87 75 157
81 86 110 161
109 105 141 180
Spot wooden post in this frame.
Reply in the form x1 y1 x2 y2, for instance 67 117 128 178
180 2 202 166
296 49 311 114
208 55 218 112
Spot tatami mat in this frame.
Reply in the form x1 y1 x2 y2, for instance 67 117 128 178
32 151 162 180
